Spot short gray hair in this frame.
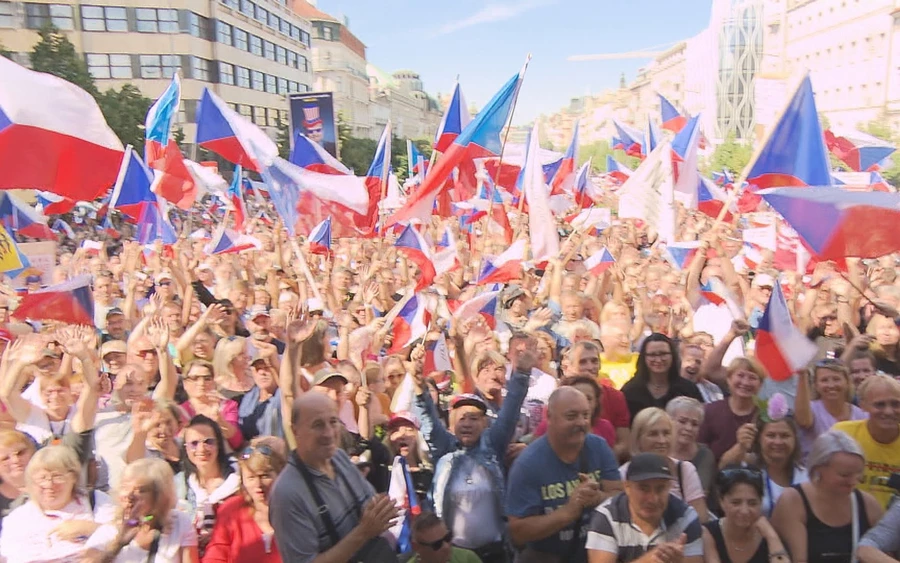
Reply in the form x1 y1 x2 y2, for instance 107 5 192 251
807 430 864 479
666 397 705 422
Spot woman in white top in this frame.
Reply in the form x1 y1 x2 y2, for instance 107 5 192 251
619 407 710 522
0 445 115 563
85 457 198 562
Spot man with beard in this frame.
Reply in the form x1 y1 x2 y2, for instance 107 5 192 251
585 453 702 563
506 387 621 563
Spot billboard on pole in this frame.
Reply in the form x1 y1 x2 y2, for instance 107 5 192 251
288 92 338 158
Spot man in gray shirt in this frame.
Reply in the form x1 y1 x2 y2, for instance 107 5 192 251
269 392 399 563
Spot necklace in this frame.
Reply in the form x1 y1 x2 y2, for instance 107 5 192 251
722 518 758 552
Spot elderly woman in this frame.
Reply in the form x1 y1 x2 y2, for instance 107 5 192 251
619 407 709 522
203 437 287 563
794 359 867 461
702 466 790 563
465 350 509 420
181 360 243 451
752 416 808 517
667 397 716 495
213 337 254 405
772 430 883 563
176 415 241 556
0 445 115 562
85 457 198 562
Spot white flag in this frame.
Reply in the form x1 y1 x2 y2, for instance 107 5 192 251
618 140 675 242
523 124 560 262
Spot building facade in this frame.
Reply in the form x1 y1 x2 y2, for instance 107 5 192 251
0 0 315 147
715 0 765 140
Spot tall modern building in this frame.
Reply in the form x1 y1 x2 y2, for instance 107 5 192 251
715 0 765 140
0 0 315 148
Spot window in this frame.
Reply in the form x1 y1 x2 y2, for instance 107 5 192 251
254 5 267 24
252 106 264 125
239 0 253 16
268 12 279 30
86 53 132 79
25 3 74 30
287 50 297 68
322 26 333 40
276 45 287 65
0 1 11 27
238 104 252 120
136 8 177 33
139 54 179 79
81 5 127 32
251 69 264 90
290 25 300 42
217 21 232 44
288 80 299 93
233 28 248 50
277 76 288 94
280 19 290 35
264 40 275 60
264 74 276 93
299 83 310 93
298 55 308 72
191 57 210 81
250 34 262 56
182 99 199 122
300 30 310 47
268 108 280 127
187 13 210 39
236 66 250 88
219 61 235 85
221 0 239 8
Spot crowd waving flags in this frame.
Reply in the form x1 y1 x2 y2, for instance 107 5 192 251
5 43 900 563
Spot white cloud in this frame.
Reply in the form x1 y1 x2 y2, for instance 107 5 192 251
436 0 554 36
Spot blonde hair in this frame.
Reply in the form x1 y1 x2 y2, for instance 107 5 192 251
810 363 853 401
0 430 36 456
118 458 177 525
239 437 288 506
726 356 769 381
25 445 80 500
213 336 246 383
631 407 673 455
857 373 900 408
469 350 507 379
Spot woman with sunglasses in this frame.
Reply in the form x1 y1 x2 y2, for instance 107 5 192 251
771 430 883 563
176 415 240 558
181 360 244 452
702 466 790 563
203 437 287 563
794 360 866 462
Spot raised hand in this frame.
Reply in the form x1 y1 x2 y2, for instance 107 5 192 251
145 317 169 350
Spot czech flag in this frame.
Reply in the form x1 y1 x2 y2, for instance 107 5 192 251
700 276 744 319
869 171 893 192
451 290 500 330
746 75 831 190
389 63 526 226
613 120 644 158
35 192 75 217
423 332 452 376
51 219 75 240
760 186 900 261
605 155 632 184
824 127 896 172
307 216 332 256
394 224 436 292
648 118 661 152
388 456 421 554
227 165 247 231
584 247 616 276
290 132 351 175
196 88 279 172
477 239 526 285
550 121 579 195
697 176 735 221
366 122 392 226
144 74 181 168
0 193 55 240
573 159 595 209
389 294 430 354
149 141 200 211
13 274 94 325
663 241 701 270
136 201 177 245
109 145 156 220
660 94 687 133
434 81 472 153
206 228 263 255
756 281 818 381
0 57 124 201
408 141 428 179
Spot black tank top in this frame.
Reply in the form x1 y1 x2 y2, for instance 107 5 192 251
704 519 768 563
795 484 871 563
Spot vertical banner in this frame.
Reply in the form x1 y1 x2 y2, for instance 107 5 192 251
288 92 338 158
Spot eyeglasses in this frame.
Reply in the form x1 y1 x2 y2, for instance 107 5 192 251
240 444 274 460
186 438 217 450
645 352 672 358
136 349 158 358
185 374 214 383
33 472 71 485
415 532 452 551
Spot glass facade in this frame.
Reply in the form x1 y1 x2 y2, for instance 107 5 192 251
716 0 764 140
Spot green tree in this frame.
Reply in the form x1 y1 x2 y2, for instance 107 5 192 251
339 137 377 175
275 117 291 160
336 112 352 155
859 118 900 187
708 133 753 178
172 127 186 151
0 43 11 59
30 25 97 96
96 84 152 154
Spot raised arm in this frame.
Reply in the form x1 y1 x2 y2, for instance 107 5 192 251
0 340 41 423
62 327 100 433
145 318 175 401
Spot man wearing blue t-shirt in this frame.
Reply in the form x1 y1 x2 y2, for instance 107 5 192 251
506 387 622 563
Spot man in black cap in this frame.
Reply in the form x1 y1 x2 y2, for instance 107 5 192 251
101 307 128 343
585 452 702 563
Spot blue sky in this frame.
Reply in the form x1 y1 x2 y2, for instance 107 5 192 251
315 0 713 125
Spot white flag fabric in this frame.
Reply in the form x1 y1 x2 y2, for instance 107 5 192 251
618 140 675 243
522 124 560 262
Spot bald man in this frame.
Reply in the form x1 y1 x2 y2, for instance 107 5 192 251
506 387 622 563
269 393 399 562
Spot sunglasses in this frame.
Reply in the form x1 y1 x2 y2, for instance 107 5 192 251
415 532 452 551
136 349 158 358
716 467 763 488
240 444 274 460
186 438 216 450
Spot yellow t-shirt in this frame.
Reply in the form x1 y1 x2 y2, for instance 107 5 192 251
832 419 900 509
600 353 638 390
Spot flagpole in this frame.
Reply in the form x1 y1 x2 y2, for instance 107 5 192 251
290 238 323 302
377 121 393 238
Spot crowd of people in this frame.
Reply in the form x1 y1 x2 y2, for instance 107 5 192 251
1 198 900 563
